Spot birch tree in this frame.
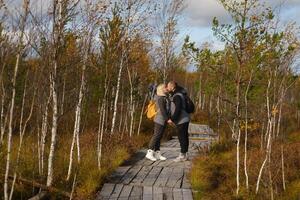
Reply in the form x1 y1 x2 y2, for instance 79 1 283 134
110 0 155 134
66 0 106 180
155 0 184 82
4 1 30 199
46 0 79 187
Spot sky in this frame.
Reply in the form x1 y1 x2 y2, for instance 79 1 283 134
3 0 300 71
180 0 300 50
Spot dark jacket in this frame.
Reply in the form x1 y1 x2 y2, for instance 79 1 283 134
170 86 190 125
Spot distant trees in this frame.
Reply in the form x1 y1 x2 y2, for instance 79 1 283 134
154 0 185 82
183 0 300 198
0 0 158 198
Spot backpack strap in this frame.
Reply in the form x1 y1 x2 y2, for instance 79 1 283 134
172 93 186 109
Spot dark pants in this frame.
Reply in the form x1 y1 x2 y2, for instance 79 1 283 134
149 123 166 151
176 122 189 153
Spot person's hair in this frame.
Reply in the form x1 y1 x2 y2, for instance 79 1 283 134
168 81 177 88
156 83 166 96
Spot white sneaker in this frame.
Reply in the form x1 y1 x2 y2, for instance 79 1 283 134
145 149 157 161
173 153 188 162
155 151 167 161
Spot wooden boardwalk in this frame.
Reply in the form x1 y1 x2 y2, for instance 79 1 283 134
96 124 216 200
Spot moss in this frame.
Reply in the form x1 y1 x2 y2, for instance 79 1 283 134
209 139 234 155
281 180 300 200
287 131 300 143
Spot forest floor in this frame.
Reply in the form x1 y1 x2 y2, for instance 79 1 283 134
0 131 151 199
190 130 300 200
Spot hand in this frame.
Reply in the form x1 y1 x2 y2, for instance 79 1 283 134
167 119 173 124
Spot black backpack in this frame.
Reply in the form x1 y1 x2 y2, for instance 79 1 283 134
174 92 195 114
185 95 195 113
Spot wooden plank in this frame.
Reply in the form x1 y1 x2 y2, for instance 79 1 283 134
143 166 163 186
94 129 214 199
174 168 184 188
188 123 215 135
108 166 131 183
135 158 147 166
162 187 173 200
109 184 123 200
166 168 184 188
120 165 142 184
181 168 191 189
153 187 163 200
171 141 179 147
143 186 152 200
131 166 152 185
168 161 186 169
167 150 179 160
156 153 173 167
118 185 133 200
161 142 173 148
173 188 183 200
182 189 193 200
153 167 173 187
97 183 115 200
141 159 156 166
130 186 143 200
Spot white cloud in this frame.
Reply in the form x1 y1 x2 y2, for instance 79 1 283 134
184 0 231 27
184 0 300 28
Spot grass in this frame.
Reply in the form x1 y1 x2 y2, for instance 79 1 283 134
190 139 236 200
280 180 300 200
0 130 151 199
189 130 300 200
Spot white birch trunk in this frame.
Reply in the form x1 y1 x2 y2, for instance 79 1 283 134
66 30 91 180
111 53 124 134
256 79 272 194
281 145 286 190
268 127 274 200
244 71 252 190
137 94 148 136
60 77 66 115
4 1 29 198
10 76 35 200
256 119 272 194
4 54 20 200
40 92 51 175
46 0 64 186
0 82 6 145
235 74 241 195
202 94 205 110
119 91 124 133
236 128 241 195
127 66 134 137
46 61 58 187
276 101 283 137
97 102 106 169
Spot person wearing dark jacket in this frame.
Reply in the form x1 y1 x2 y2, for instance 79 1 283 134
167 81 190 162
145 83 170 161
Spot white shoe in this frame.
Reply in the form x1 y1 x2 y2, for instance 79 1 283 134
155 151 167 161
145 149 157 161
173 153 188 162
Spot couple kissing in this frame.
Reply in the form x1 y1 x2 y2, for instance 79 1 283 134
146 81 194 162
